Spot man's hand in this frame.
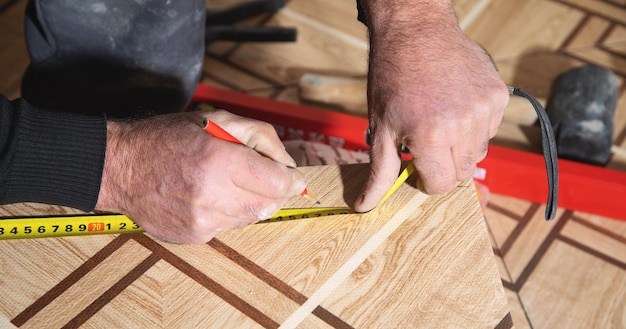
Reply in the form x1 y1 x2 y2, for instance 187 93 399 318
95 110 306 243
354 0 508 212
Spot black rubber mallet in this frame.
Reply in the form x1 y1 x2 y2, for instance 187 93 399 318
545 65 619 166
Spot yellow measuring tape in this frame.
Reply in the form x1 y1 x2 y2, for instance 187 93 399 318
0 163 415 240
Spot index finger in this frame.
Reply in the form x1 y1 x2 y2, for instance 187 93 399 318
205 110 297 168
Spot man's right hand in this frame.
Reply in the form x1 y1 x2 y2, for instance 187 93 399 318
95 110 306 244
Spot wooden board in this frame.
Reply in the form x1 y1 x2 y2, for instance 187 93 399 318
0 164 511 328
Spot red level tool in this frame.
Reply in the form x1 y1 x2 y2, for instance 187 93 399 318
190 84 626 222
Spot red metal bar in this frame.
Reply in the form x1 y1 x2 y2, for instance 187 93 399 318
191 84 371 153
191 84 626 222
478 146 626 221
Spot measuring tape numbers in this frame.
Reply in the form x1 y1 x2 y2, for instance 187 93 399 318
0 208 353 240
0 214 141 240
262 207 354 223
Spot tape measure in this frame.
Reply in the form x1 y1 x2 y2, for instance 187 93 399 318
0 215 142 240
0 164 415 240
0 208 353 240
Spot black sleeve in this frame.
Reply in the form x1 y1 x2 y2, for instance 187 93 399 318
356 0 367 25
0 95 107 211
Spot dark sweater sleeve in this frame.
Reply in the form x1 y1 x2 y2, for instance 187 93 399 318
0 95 107 211
356 0 367 25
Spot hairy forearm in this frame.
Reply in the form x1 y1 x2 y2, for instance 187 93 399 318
360 0 470 84
360 0 458 36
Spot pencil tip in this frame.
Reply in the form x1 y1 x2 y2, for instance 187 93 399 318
302 193 320 204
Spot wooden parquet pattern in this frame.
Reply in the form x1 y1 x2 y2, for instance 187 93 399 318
1 165 511 328
1 0 626 328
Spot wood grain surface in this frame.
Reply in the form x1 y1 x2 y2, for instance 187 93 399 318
0 164 510 328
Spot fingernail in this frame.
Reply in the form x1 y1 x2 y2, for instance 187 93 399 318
290 170 307 195
283 147 298 168
353 193 367 213
257 203 279 221
287 157 297 168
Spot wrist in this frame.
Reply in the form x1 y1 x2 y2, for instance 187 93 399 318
95 120 131 213
363 0 473 68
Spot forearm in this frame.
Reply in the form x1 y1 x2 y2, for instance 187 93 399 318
358 0 458 33
360 1 467 118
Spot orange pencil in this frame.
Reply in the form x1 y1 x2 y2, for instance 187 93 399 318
202 118 319 203
202 118 243 145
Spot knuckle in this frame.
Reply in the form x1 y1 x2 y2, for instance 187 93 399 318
268 173 293 196
187 215 215 234
259 121 277 134
238 200 280 222
477 140 489 161
458 155 476 179
424 179 456 195
418 161 456 195
249 121 279 140
253 202 281 221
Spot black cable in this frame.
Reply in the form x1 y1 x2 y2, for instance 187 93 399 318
206 26 297 43
206 0 286 26
509 87 559 221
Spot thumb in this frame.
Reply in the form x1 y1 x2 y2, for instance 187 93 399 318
353 133 402 213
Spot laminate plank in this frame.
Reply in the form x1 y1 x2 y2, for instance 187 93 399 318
504 288 532 329
17 239 152 329
83 260 268 329
225 5 368 86
202 56 277 91
0 0 28 99
495 252 513 283
575 213 626 241
502 207 567 281
321 189 507 328
464 0 584 59
484 195 529 249
456 0 494 30
567 15 613 48
288 0 366 40
565 47 626 76
496 53 584 98
152 241 303 322
605 25 626 45
0 236 116 318
559 0 626 23
519 240 626 329
561 219 626 264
